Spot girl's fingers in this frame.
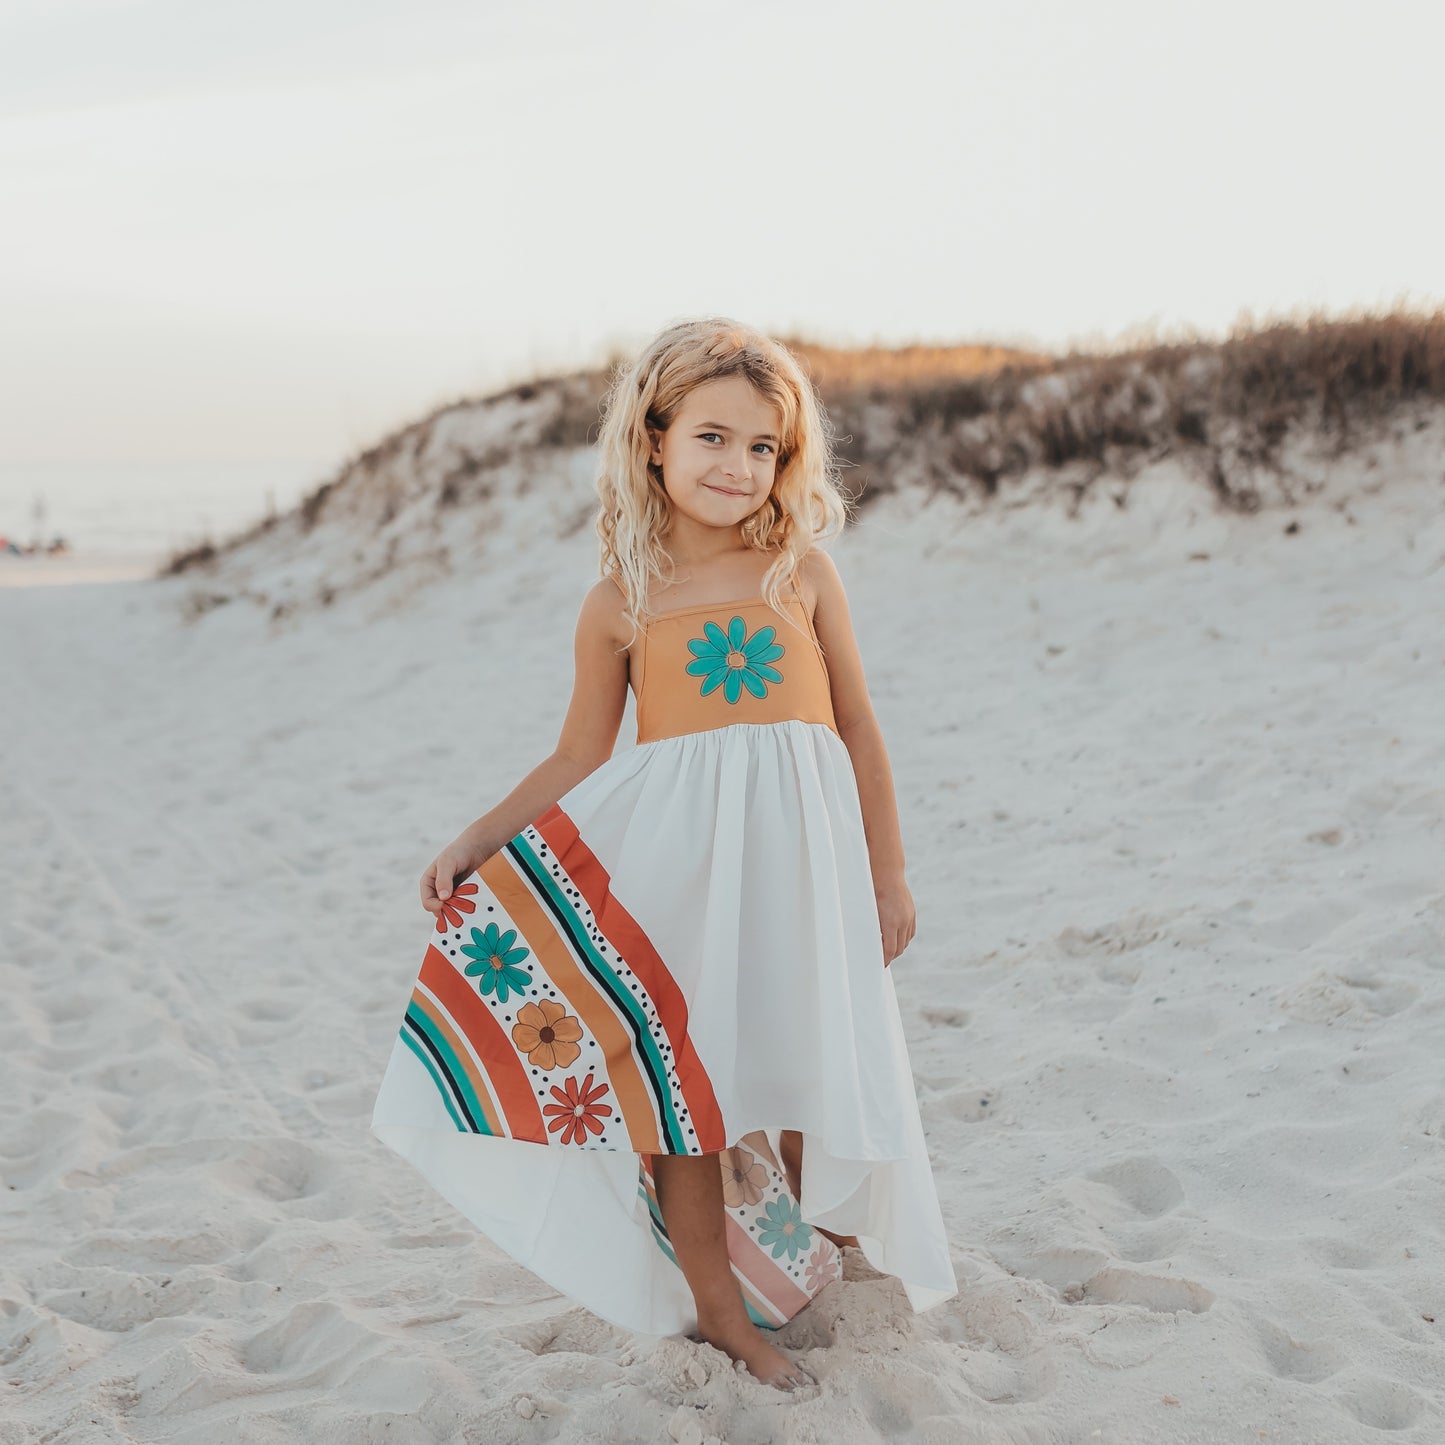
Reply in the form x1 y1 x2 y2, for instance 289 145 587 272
421 851 467 912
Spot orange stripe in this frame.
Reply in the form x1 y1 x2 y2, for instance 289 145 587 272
533 805 727 1151
723 1211 811 1324
410 984 506 1137
418 944 546 1142
479 845 665 1153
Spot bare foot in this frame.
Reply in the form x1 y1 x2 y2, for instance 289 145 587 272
696 1308 816 1392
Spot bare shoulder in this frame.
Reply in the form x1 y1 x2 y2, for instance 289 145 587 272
554 574 632 771
797 547 848 620
581 572 632 650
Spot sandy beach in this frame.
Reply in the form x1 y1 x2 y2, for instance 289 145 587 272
2 432 1443 1443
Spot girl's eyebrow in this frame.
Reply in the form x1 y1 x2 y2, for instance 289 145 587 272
695 422 780 443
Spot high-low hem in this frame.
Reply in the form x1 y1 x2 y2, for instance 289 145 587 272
369 1099 956 1338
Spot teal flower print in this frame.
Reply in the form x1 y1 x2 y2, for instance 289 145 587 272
461 922 533 1002
756 1195 813 1260
685 617 785 703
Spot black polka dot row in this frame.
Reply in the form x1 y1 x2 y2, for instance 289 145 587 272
445 847 699 1147
529 832 674 1042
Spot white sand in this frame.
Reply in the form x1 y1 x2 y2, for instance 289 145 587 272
2 425 1444 1443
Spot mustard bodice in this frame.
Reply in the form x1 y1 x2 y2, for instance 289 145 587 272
630 588 837 745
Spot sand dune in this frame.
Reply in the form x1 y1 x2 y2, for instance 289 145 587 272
2 426 1444 1442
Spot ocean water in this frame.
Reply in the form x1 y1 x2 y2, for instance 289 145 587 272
0 458 330 566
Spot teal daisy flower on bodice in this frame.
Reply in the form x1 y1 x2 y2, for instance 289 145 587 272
685 616 785 703
755 1195 812 1260
461 922 532 1002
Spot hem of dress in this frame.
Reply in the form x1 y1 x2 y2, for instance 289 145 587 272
370 1112 958 1337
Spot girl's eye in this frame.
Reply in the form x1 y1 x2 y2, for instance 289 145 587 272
699 433 774 454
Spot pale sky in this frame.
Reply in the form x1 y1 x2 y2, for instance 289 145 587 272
3 0 1443 467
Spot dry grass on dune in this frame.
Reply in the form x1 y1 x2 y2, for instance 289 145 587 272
821 308 1445 509
779 339 1053 390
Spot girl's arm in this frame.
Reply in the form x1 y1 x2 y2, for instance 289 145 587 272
421 580 630 914
807 551 916 966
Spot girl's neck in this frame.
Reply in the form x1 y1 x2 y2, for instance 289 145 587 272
650 545 782 609
658 520 751 570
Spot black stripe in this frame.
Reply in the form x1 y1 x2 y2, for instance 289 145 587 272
506 835 688 1152
404 1007 483 1134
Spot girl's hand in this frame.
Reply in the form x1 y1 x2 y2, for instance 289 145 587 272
874 870 916 967
420 829 490 917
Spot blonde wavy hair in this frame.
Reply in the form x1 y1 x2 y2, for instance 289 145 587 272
593 317 852 653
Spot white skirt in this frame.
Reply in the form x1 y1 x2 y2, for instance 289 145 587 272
370 718 957 1337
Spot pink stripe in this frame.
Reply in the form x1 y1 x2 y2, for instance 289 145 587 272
722 1211 811 1324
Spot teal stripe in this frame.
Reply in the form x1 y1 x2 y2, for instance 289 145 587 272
510 832 688 1150
399 1025 467 1132
649 1224 680 1269
404 1001 497 1136
642 1180 678 1262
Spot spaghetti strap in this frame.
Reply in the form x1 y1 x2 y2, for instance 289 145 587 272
789 567 823 652
633 597 647 700
605 572 647 698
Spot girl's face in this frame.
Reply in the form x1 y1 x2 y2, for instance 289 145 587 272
648 376 782 535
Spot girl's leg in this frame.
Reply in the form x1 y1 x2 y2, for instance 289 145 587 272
778 1129 860 1249
650 1152 813 1391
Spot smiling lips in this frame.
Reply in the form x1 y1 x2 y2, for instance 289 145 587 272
706 484 746 497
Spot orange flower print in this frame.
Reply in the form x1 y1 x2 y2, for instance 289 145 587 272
511 999 583 1070
805 1244 841 1292
543 1071 613 1145
719 1144 768 1209
434 881 479 933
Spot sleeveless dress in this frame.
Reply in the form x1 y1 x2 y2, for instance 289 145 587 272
369 572 957 1337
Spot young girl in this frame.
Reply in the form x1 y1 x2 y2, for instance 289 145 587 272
370 317 957 1392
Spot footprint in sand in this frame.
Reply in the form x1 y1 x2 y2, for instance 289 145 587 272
1083 1155 1186 1219
919 1005 971 1028
504 1308 631 1359
1243 1309 1346 1385
1334 1372 1429 1431
1072 1267 1215 1314
1053 910 1171 960
933 1084 1002 1123
1275 969 1419 1028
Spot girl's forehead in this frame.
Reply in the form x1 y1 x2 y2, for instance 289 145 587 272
677 378 782 428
